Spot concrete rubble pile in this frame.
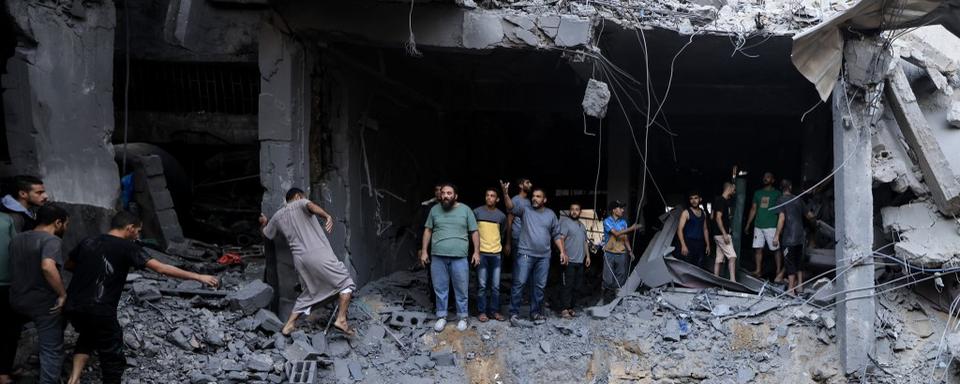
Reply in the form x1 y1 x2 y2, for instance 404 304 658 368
13 259 948 383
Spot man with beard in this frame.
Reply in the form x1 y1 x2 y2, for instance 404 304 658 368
558 203 590 318
501 181 566 324
260 188 356 336
745 172 783 280
601 200 640 301
506 178 533 263
1 175 48 232
676 190 710 268
420 183 479 332
64 212 218 384
473 188 507 322
8 204 69 384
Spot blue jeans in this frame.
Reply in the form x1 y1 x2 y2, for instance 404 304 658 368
25 311 64 384
476 253 502 315
431 255 469 319
510 254 549 317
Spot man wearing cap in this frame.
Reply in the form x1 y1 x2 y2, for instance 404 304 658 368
602 200 640 301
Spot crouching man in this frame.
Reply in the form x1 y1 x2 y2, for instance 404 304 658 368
65 212 219 384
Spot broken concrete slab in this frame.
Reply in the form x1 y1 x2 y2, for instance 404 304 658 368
582 79 610 118
227 279 275 315
462 12 504 49
256 309 284 334
283 339 318 363
844 39 896 88
887 64 960 216
554 15 591 47
894 25 960 74
881 201 960 267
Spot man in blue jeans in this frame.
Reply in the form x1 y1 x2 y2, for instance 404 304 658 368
9 204 70 384
602 200 640 302
420 183 479 332
473 188 507 322
501 181 566 325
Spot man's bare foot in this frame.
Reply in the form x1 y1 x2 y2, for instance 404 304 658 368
478 314 489 322
560 309 572 319
493 313 505 321
333 319 355 336
281 322 296 336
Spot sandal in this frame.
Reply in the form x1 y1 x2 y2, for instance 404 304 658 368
560 309 572 319
493 313 506 322
478 314 489 322
333 323 356 336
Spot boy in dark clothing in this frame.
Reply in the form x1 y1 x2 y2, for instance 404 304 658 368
65 212 218 384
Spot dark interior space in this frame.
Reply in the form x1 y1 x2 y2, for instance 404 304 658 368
0 9 17 166
319 26 832 279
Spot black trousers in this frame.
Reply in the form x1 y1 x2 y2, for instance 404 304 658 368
559 263 584 310
0 286 25 376
68 311 125 384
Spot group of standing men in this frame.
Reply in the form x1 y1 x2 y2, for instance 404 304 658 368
419 178 641 332
0 176 219 384
675 171 814 294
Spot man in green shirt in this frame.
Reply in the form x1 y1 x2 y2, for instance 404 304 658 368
420 183 479 333
745 171 783 281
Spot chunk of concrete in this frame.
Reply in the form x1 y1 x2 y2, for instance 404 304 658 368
948 101 960 129
844 39 896 88
255 309 284 334
132 282 162 302
283 339 318 363
430 350 456 366
227 279 275 315
582 79 610 118
536 15 560 38
246 353 274 372
554 16 591 47
462 12 504 49
142 155 165 177
881 202 960 267
886 65 960 215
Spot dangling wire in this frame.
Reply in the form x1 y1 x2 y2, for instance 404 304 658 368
404 0 423 58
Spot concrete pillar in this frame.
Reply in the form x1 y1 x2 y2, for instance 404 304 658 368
2 1 120 209
831 79 876 374
258 15 311 317
258 16 310 216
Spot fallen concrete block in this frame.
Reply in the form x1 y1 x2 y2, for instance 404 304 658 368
662 319 681 342
430 350 456 366
246 353 274 372
256 309 284 334
228 279 274 315
311 333 328 355
132 282 162 302
348 360 364 380
333 359 351 383
167 326 198 351
948 101 960 129
150 189 175 211
582 79 610 118
388 311 429 328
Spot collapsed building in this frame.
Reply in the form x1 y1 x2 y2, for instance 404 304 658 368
3 0 960 382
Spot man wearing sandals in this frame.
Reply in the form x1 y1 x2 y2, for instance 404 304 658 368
558 203 590 318
260 188 356 336
474 188 508 323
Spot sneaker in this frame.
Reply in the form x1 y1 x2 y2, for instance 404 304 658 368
434 318 447 332
456 319 468 331
532 314 546 325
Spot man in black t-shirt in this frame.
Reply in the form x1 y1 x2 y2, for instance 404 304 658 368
64 212 218 384
712 182 738 282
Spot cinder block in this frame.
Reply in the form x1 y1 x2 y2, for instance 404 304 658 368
228 280 275 315
150 190 175 211
141 155 164 177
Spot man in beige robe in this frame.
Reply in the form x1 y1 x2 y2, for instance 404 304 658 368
260 188 355 335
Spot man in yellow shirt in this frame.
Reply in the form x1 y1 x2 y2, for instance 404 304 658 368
473 188 507 322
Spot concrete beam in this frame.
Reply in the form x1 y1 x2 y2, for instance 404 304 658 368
886 64 960 215
277 1 593 51
832 79 876 375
